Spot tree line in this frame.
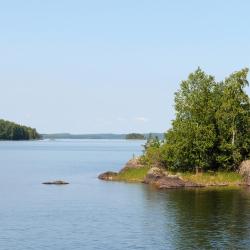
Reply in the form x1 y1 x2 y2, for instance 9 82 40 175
126 133 145 140
142 68 250 171
0 119 40 140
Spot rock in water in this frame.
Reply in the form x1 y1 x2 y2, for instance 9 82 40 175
143 167 165 184
98 171 118 181
155 176 185 189
143 167 203 189
239 160 250 185
42 180 69 185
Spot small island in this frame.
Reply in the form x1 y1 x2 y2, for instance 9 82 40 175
0 119 40 140
99 68 250 189
125 133 145 140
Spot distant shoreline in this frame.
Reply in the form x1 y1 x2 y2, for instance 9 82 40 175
0 138 146 142
41 133 164 140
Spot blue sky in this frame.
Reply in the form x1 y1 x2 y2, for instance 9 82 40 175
0 0 249 133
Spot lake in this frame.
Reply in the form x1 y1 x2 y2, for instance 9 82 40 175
0 139 250 249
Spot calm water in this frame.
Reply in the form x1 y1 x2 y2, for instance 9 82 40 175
0 140 250 250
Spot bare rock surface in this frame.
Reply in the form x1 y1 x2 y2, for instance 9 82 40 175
144 167 203 189
155 176 185 189
143 167 165 184
98 171 118 181
239 160 250 185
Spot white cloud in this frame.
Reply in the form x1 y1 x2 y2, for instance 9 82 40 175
134 117 149 123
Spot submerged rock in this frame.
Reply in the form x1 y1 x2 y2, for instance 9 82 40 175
98 171 118 181
239 160 250 185
42 180 69 185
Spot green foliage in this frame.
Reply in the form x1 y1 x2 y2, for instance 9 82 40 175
180 171 242 186
116 167 150 182
0 119 40 140
215 69 250 169
143 68 250 171
141 135 166 167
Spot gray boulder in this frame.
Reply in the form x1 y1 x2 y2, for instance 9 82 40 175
155 176 185 189
143 167 165 184
239 160 250 185
144 167 203 189
98 171 118 181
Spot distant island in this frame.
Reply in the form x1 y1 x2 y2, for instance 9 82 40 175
0 119 40 140
42 133 163 140
125 133 145 140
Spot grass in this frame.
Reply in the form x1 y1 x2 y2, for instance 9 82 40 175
180 171 242 186
113 166 243 187
115 167 150 182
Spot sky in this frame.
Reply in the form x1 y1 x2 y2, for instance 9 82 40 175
0 0 249 134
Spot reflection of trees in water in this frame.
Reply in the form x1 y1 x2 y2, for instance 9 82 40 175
142 186 250 249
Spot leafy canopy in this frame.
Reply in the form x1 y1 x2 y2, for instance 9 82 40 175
143 68 250 171
0 119 40 140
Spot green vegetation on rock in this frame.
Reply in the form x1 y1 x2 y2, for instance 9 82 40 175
0 119 40 140
142 68 250 172
104 165 243 187
180 171 242 186
115 167 149 182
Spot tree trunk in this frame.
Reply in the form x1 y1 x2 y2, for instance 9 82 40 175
196 166 203 175
232 129 235 146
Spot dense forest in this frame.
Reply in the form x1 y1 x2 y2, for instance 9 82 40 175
142 68 250 171
0 119 40 140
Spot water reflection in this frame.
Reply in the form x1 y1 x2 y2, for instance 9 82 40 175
142 186 250 249
0 140 249 250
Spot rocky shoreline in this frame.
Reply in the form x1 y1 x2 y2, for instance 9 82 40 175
98 158 250 189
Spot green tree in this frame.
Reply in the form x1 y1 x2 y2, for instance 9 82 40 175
141 135 164 167
165 68 217 171
143 68 250 172
0 119 40 140
215 68 250 170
